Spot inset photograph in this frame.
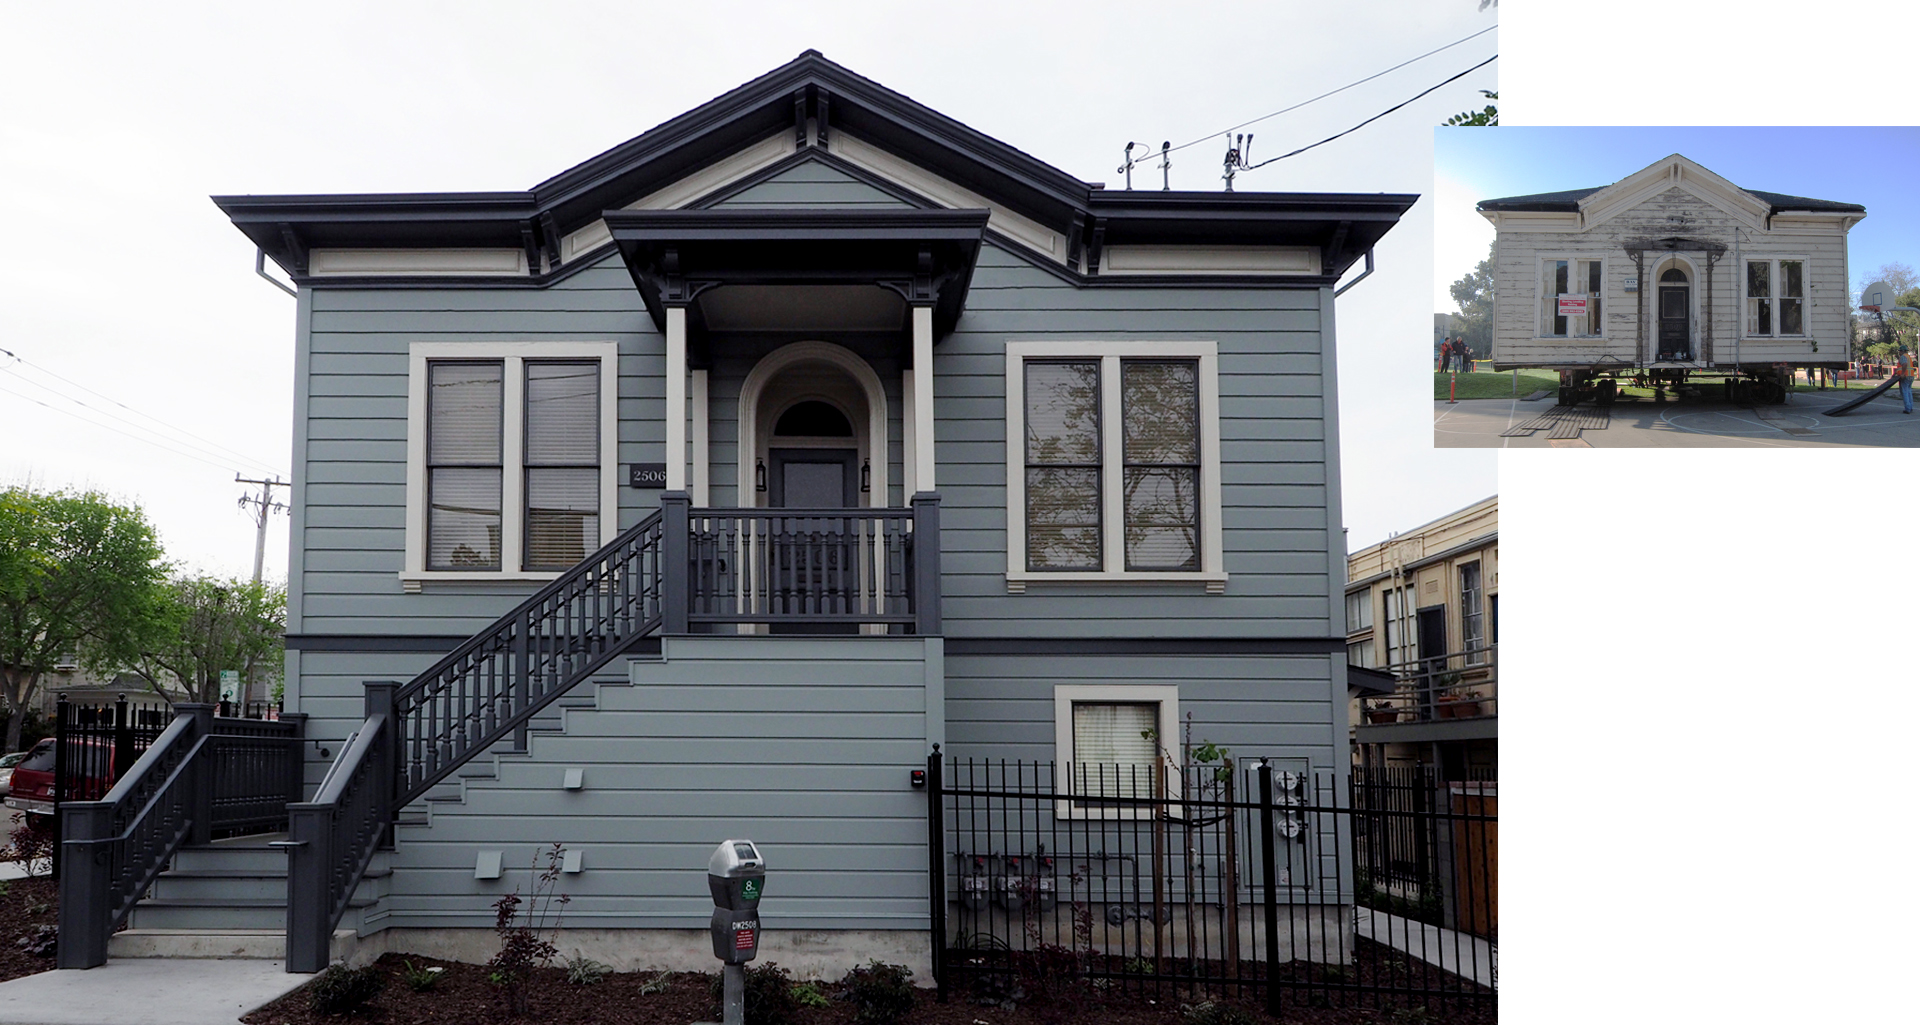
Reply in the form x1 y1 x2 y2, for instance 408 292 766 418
1434 127 1920 447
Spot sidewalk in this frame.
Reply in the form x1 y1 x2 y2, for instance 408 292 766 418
0 959 309 1025
1355 907 1497 989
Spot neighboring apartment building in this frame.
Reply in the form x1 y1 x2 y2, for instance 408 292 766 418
53 52 1414 976
1346 496 1496 781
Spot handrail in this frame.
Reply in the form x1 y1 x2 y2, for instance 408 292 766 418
284 712 390 973
91 712 195 808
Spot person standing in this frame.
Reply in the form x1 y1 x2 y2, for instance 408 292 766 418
1898 346 1913 414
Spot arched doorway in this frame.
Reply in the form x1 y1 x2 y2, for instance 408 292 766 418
736 341 890 509
1655 263 1692 361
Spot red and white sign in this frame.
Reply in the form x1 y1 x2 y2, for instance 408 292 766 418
735 928 756 950
1557 295 1589 317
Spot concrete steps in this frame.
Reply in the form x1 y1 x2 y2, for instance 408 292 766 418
111 832 386 959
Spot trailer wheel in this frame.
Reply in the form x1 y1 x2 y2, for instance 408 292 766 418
1597 380 1618 406
1557 385 1573 407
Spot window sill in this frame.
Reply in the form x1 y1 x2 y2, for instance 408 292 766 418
399 571 562 593
1006 571 1227 594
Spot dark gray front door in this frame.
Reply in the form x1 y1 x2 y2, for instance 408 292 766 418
1658 287 1691 361
767 448 858 632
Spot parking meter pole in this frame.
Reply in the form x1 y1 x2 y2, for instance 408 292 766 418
723 963 744 1025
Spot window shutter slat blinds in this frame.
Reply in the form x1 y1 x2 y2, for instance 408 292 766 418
1122 361 1199 570
427 362 503 569
1073 702 1157 800
1025 361 1102 570
524 362 600 570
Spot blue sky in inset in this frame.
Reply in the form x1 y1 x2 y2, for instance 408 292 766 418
1434 126 1920 312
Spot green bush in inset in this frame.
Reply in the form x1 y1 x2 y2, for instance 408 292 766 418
840 960 915 1025
309 962 386 1015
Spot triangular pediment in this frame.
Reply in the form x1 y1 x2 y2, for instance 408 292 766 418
704 156 917 211
1575 154 1770 232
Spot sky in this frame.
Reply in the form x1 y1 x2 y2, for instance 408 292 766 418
1434 126 1920 312
0 0 1500 575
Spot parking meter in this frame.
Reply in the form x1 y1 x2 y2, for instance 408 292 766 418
708 839 765 964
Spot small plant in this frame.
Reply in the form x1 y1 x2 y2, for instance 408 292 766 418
564 955 613 986
1122 956 1154 975
710 962 801 1025
25 901 49 917
398 960 445 992
308 962 386 1015
840 960 915 1025
0 879 11 899
486 843 572 1016
637 969 674 995
1179 1000 1257 1025
2 813 55 876
15 924 56 958
791 981 830 1008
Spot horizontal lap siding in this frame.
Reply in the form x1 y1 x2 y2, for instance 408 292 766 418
1496 187 1854 364
300 257 664 641
710 162 913 208
381 637 936 930
936 244 1334 636
944 652 1342 771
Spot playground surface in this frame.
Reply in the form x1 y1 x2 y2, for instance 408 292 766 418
1434 385 1920 448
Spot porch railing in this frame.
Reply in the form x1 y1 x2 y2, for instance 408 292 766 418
56 705 305 969
1360 644 1497 726
679 495 934 632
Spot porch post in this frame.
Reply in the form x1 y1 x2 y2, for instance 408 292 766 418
912 305 935 490
691 368 709 506
666 306 688 492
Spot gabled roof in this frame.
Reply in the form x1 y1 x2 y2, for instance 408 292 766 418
216 50 1415 287
1478 155 1864 216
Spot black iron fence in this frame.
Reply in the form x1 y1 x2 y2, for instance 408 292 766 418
929 753 1496 1014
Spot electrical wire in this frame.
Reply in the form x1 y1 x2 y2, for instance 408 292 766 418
0 347 287 477
1161 24 1496 158
1243 54 1498 170
0 382 270 476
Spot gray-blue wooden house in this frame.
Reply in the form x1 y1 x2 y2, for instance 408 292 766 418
62 52 1411 978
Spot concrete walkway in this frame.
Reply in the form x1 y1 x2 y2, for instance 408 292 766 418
0 959 309 1025
1355 907 1496 989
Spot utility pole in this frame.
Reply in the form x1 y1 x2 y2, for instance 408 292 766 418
236 475 289 585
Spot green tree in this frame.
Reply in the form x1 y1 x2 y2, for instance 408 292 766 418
1444 91 1498 127
1448 242 1496 358
0 486 167 752
125 575 285 707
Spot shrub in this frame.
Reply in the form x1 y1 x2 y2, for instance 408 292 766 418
308 962 386 1015
564 955 613 986
486 844 571 1016
840 960 915 1025
709 962 800 1025
398 960 444 992
791 981 830 1008
1180 1000 1257 1025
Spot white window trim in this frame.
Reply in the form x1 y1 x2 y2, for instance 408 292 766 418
402 341 621 590
1053 684 1180 820
1743 256 1811 339
1004 341 1226 593
1533 255 1607 340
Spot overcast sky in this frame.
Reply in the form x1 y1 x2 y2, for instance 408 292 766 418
1436 126 1920 312
0 0 1499 575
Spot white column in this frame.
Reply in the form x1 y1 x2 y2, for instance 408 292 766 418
901 368 917 496
912 306 934 491
691 368 709 506
665 306 687 492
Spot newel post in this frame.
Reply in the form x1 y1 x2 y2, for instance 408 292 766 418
661 491 690 634
55 801 114 968
177 703 217 846
912 492 941 636
364 682 399 825
278 712 310 811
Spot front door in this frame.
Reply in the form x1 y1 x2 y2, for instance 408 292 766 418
1417 606 1448 717
767 448 859 633
1658 286 1691 361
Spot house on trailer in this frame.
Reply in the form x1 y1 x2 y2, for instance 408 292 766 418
55 52 1412 980
1479 154 1865 405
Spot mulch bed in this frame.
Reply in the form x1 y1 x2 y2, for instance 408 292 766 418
243 942 1494 1025
0 872 59 983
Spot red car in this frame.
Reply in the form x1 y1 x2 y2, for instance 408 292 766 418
3 738 117 819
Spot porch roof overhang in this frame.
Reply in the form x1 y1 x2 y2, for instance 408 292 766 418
604 208 989 338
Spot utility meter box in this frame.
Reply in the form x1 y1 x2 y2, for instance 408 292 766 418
708 839 765 964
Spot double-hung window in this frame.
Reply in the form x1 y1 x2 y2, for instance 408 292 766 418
1383 585 1416 669
1460 562 1485 664
1746 259 1807 336
1054 684 1179 818
1006 342 1224 591
1539 258 1604 338
1345 590 1376 667
404 342 619 587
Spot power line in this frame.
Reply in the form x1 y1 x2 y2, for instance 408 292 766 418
0 370 285 477
1243 54 1498 171
1162 24 1497 158
0 382 272 477
0 347 287 477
